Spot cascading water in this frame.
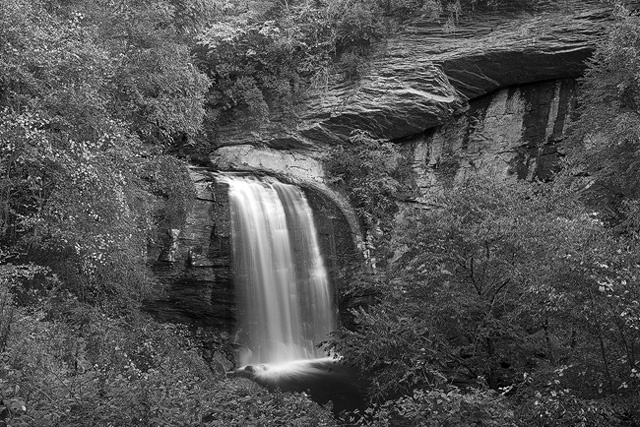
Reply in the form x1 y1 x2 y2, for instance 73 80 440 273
222 175 337 366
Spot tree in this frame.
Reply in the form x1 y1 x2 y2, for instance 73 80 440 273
0 0 205 307
324 131 403 230
331 176 640 424
568 3 640 227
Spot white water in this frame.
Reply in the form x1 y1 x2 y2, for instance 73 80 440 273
223 175 337 366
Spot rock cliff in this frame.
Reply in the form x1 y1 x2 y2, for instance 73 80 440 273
148 1 612 328
213 0 610 152
144 170 235 328
409 78 578 202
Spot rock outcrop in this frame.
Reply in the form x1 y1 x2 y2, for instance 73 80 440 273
149 1 612 328
210 145 361 243
410 78 578 201
144 169 360 328
214 0 610 150
144 170 235 328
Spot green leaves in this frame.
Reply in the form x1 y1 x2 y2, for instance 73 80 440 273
324 130 403 230
334 175 640 424
568 4 640 227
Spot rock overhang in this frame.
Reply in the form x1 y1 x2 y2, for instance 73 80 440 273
212 2 613 149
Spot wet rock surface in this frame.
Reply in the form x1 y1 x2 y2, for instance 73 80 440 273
144 169 360 328
409 78 578 200
143 170 235 328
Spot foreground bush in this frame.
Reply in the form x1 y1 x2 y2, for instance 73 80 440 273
330 176 640 426
344 387 516 427
0 281 335 427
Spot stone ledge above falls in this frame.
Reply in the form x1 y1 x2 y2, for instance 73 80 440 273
435 6 611 100
210 145 361 246
214 1 612 149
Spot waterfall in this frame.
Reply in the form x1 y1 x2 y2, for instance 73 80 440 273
222 175 337 366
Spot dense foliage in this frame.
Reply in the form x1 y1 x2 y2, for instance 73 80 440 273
0 0 338 425
323 4 640 426
0 0 206 311
568 3 640 228
0 283 336 426
2 0 639 426
331 177 640 425
324 130 403 230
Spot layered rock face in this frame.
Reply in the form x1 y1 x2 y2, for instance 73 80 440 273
214 0 610 151
210 1 611 215
410 78 578 201
144 170 235 328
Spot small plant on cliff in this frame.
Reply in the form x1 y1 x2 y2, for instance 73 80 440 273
323 130 403 231
566 3 640 227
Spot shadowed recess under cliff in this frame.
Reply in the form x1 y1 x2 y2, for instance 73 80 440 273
220 175 338 366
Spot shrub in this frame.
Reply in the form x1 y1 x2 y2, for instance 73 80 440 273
323 130 403 230
345 387 515 427
0 299 336 426
331 176 640 424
